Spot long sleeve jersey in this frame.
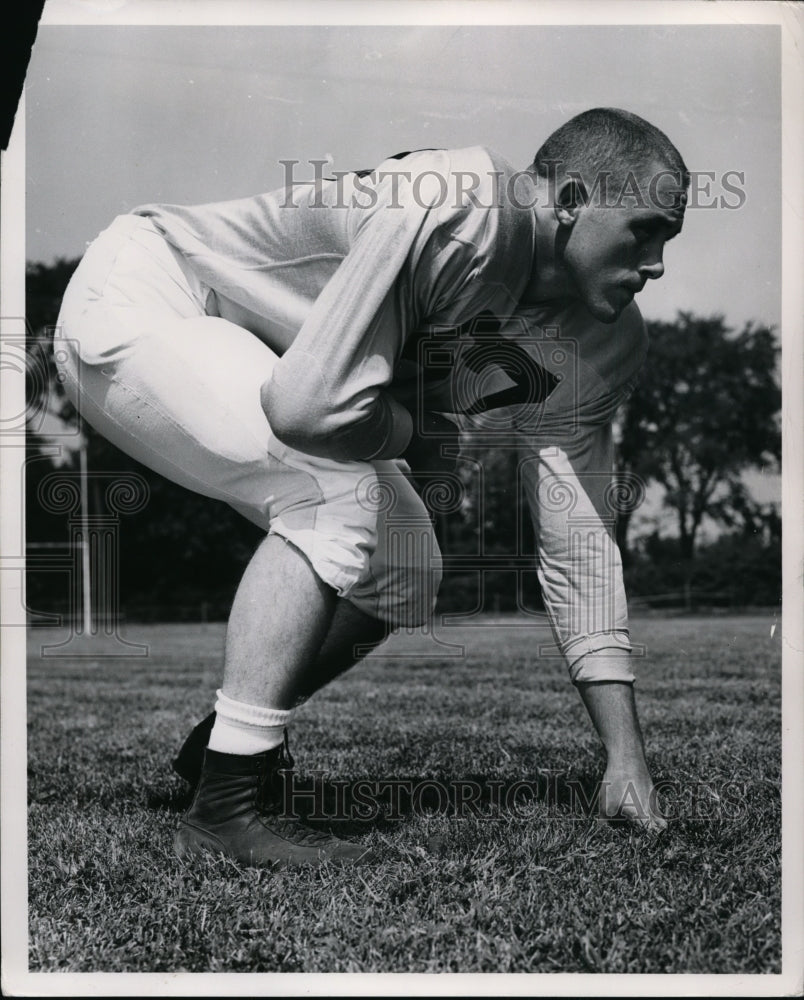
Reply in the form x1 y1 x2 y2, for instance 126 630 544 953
133 146 536 463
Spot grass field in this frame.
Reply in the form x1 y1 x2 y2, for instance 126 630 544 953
25 613 781 974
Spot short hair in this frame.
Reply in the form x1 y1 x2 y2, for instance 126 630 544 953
532 107 689 191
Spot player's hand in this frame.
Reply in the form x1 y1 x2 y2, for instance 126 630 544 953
402 410 461 480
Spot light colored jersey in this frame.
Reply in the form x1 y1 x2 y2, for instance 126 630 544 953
133 147 536 464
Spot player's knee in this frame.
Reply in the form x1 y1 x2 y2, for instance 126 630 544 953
380 527 443 628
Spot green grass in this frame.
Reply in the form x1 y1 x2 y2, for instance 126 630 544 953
26 614 781 973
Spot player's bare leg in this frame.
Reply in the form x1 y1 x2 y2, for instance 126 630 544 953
222 533 341 709
294 600 388 703
173 599 388 781
576 681 667 833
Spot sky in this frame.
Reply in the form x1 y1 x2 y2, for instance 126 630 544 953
25 21 781 332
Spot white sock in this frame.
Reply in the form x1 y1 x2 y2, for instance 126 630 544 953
207 689 293 756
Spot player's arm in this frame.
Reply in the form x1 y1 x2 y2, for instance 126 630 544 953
517 305 665 828
518 301 647 682
520 413 666 830
259 207 420 463
520 422 635 685
261 147 525 466
260 153 459 464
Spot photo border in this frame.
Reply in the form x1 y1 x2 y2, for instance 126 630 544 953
2 1 802 996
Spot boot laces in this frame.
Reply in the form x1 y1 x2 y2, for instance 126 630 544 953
255 733 341 847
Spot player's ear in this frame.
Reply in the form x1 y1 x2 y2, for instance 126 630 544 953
554 177 585 227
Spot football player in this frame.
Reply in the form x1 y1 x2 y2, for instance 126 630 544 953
56 108 687 867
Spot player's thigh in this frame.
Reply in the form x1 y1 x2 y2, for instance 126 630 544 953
59 311 389 597
58 312 283 507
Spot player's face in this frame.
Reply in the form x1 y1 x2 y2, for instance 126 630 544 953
561 162 686 323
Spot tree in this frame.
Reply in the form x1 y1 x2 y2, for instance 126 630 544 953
616 312 781 608
25 257 82 440
432 439 541 614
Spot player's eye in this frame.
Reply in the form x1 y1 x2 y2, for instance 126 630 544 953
633 217 682 244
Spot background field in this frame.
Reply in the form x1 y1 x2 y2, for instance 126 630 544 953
26 613 781 974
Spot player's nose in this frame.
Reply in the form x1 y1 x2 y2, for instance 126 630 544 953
639 258 665 281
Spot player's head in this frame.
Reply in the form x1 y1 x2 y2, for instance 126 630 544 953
531 107 688 194
531 108 689 323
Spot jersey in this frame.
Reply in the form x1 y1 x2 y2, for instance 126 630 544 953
133 147 536 464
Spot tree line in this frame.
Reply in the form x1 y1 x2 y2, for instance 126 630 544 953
24 258 781 621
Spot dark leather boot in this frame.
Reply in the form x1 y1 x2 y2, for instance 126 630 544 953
172 712 215 787
174 735 370 868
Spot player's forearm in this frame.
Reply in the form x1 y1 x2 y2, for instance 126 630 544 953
261 372 413 461
522 433 636 684
329 392 414 462
576 680 650 769
537 534 634 684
